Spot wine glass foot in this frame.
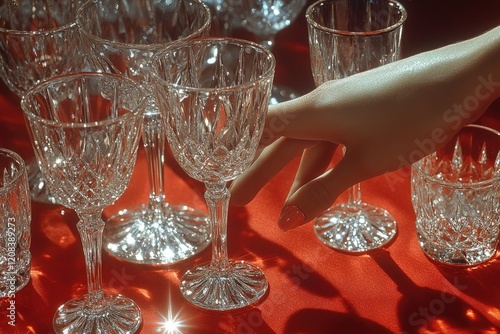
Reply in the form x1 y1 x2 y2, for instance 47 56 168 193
53 294 142 334
313 202 397 252
180 261 268 311
103 203 211 265
269 85 299 105
26 158 57 204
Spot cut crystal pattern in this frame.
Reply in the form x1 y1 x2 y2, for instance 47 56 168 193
152 39 275 311
412 125 500 265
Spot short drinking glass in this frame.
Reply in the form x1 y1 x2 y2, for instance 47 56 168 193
412 124 500 266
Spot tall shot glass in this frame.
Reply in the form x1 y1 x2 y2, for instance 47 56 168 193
0 149 31 298
412 124 500 266
306 0 407 252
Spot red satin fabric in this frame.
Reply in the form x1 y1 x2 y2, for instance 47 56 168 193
0 1 499 333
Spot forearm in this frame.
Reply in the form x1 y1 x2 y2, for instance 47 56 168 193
302 27 500 143
230 26 500 217
394 25 500 122
428 25 500 108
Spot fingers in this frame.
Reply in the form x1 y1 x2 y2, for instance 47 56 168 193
277 148 369 231
287 141 339 200
230 137 315 206
260 86 340 145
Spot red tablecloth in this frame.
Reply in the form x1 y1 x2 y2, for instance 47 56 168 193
0 1 499 333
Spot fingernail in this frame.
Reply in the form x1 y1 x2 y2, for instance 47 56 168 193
278 205 305 232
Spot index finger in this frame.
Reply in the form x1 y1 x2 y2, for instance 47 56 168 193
259 86 338 146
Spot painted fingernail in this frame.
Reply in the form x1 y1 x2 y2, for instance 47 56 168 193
278 205 305 232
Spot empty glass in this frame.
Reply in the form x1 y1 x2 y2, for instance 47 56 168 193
0 148 31 298
21 73 146 333
306 0 407 252
412 124 500 266
228 0 307 104
77 0 212 265
0 0 90 203
151 38 275 310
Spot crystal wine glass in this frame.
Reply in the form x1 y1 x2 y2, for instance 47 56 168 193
0 0 90 203
228 0 307 104
77 0 213 265
21 73 146 333
306 0 407 252
151 38 275 310
200 0 235 36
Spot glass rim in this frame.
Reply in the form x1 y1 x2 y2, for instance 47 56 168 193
305 0 407 37
0 148 26 194
20 72 147 128
0 20 77 36
412 124 500 188
76 0 212 51
151 37 276 93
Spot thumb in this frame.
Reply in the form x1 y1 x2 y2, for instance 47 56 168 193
277 148 367 231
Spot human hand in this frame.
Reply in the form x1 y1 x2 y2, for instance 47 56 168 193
230 26 500 231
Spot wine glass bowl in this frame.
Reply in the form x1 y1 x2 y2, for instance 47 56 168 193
77 0 213 265
306 0 407 252
233 0 307 48
0 0 90 203
0 0 88 95
307 0 406 86
151 38 275 310
77 0 212 82
228 0 307 104
21 72 146 333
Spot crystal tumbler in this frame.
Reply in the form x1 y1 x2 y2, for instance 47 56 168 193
412 124 500 266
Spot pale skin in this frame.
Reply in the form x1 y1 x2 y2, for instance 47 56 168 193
230 25 500 231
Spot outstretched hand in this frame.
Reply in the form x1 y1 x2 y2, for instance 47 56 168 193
230 26 500 231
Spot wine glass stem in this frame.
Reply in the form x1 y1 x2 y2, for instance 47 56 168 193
205 182 230 271
347 183 362 207
77 211 106 307
142 97 167 215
